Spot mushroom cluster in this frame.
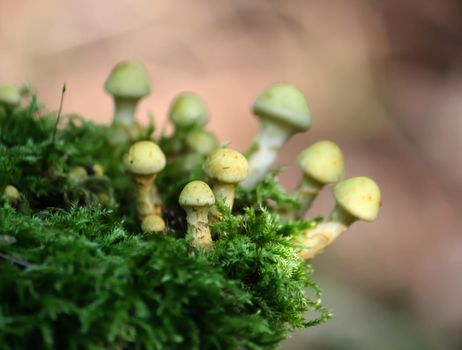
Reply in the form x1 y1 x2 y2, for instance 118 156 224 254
99 59 382 255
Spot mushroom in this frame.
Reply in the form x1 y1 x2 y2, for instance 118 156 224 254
141 214 166 233
0 84 21 111
105 60 150 128
179 180 215 249
293 140 344 219
203 148 248 211
4 185 20 205
124 141 166 220
182 129 219 170
169 92 208 130
240 83 311 190
298 176 381 260
69 166 88 183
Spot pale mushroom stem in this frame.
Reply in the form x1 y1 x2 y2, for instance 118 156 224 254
294 176 323 219
241 120 291 190
328 205 357 226
133 174 155 220
184 207 212 248
149 186 163 216
113 98 139 126
298 222 348 260
213 183 235 209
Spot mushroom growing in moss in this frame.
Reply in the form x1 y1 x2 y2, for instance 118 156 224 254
298 176 381 260
241 83 311 189
179 180 215 249
293 140 344 219
124 141 166 220
203 148 248 212
169 92 208 130
183 129 219 171
105 60 150 129
141 214 166 233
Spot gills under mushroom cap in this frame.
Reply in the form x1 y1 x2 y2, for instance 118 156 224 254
124 141 166 175
105 60 150 99
179 181 215 207
253 83 311 132
333 176 381 222
169 92 208 128
298 140 344 184
203 148 249 184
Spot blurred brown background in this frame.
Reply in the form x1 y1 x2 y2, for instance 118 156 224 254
1 0 461 348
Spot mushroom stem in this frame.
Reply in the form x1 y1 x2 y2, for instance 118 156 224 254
149 185 163 216
212 182 236 209
113 97 139 126
298 222 348 260
328 205 357 227
184 207 212 248
293 176 323 219
241 120 291 190
133 174 156 220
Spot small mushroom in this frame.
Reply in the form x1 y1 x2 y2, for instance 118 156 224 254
179 180 215 249
298 176 381 260
293 140 344 219
141 214 166 233
169 92 208 130
69 166 88 183
241 83 311 189
183 129 219 171
203 148 248 212
4 185 20 205
124 141 166 220
0 85 21 114
105 60 150 128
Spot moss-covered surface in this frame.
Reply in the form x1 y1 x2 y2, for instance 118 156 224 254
0 91 330 349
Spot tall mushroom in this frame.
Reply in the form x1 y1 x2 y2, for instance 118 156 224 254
240 83 311 190
179 180 215 249
169 92 208 130
124 141 166 220
105 60 150 128
298 176 381 260
203 148 248 211
293 140 344 219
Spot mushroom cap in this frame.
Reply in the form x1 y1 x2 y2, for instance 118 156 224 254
141 214 165 232
203 148 249 184
333 176 381 222
0 84 21 106
253 83 311 132
179 180 215 207
298 140 344 184
169 92 208 128
105 60 150 99
124 141 166 175
4 185 20 202
186 129 218 155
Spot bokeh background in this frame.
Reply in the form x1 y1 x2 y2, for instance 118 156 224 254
1 0 461 348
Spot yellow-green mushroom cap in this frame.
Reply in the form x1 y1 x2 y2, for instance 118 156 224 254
253 83 311 132
333 176 381 222
179 180 215 208
298 140 344 184
124 141 166 175
203 148 249 184
169 92 208 128
186 129 218 155
141 214 165 232
4 185 20 203
105 60 150 99
0 84 21 107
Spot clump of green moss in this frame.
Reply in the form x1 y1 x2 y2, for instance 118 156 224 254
0 91 330 349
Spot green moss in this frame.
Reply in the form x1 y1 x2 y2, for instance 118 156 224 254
0 92 330 349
